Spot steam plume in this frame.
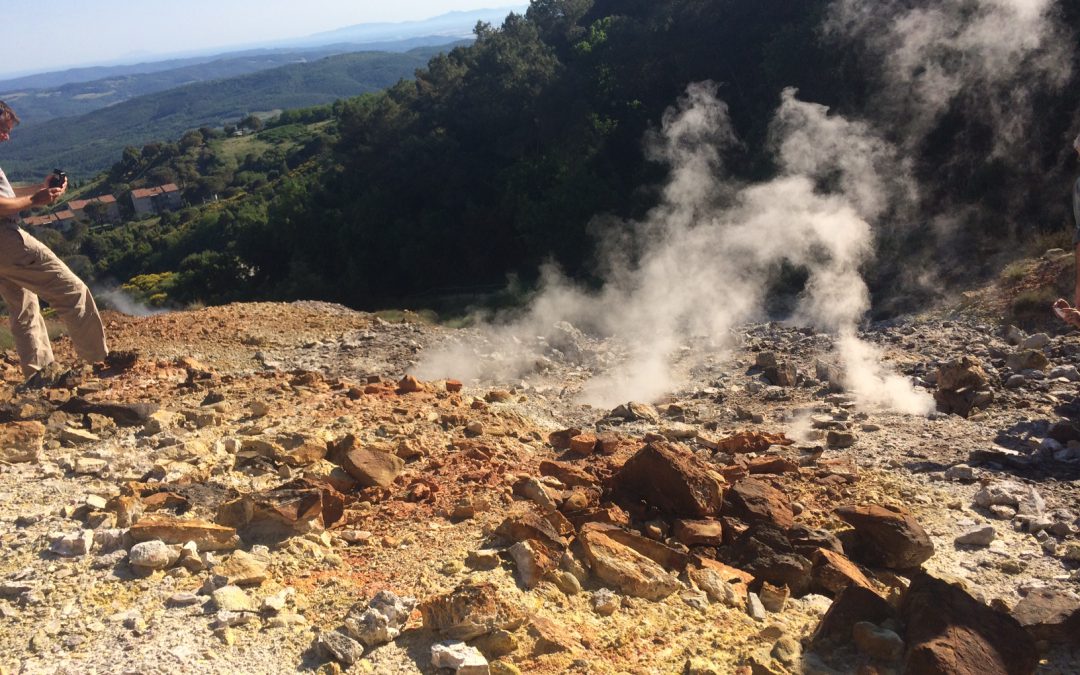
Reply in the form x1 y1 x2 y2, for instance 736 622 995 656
418 84 934 415
826 0 1072 153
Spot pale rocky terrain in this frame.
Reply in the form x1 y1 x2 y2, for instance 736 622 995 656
0 299 1078 675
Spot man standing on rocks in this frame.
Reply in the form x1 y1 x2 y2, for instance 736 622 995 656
1054 133 1080 329
0 100 132 386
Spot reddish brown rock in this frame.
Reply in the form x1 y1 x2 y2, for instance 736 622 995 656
673 519 724 547
835 504 934 569
746 455 799 475
539 460 597 488
596 432 621 455
714 431 794 454
337 445 405 488
811 585 897 648
726 478 794 530
812 548 878 596
445 379 463 393
610 441 725 518
723 525 812 596
495 509 567 552
1011 588 1080 644
579 525 680 600
397 374 423 393
569 433 598 456
548 428 583 451
902 573 1037 675
566 505 631 530
693 556 755 587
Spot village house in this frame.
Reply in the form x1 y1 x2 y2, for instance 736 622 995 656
130 183 183 217
67 195 120 222
22 210 76 232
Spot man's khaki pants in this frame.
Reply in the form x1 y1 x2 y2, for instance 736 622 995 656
0 224 107 375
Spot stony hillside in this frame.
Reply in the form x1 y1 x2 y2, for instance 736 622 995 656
0 301 1078 674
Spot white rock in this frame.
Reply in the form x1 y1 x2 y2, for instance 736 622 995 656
49 530 94 557
129 540 173 570
343 590 416 647
592 588 620 616
430 640 489 673
954 526 995 547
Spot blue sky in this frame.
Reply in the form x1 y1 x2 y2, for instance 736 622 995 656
0 1 524 78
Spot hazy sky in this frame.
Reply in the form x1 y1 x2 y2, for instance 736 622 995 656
1 1 521 78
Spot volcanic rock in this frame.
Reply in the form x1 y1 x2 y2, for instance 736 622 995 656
610 441 725 518
902 573 1037 675
317 630 365 666
1011 588 1080 644
495 509 567 552
954 525 995 547
527 615 580 655
128 540 175 570
129 515 239 552
935 356 994 417
811 585 897 647
688 566 742 607
508 540 557 589
722 525 812 596
1005 350 1049 372
568 433 597 456
344 590 417 647
673 519 723 547
431 641 489 673
811 548 876 596
336 443 404 488
0 421 45 463
726 478 794 530
834 504 934 569
538 460 596 488
213 549 269 586
420 582 526 641
579 525 680 600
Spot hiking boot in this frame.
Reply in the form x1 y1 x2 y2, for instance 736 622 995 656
102 350 139 372
16 362 67 392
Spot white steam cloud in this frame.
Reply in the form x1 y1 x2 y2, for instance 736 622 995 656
93 285 167 317
827 0 1072 152
418 83 934 415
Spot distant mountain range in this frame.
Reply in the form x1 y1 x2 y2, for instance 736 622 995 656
0 7 526 92
0 45 457 181
0 37 465 127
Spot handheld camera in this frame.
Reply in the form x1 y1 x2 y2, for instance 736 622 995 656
48 169 66 188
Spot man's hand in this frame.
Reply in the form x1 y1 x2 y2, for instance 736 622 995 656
29 186 61 207
1054 298 1080 329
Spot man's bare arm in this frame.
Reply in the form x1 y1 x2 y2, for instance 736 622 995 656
0 187 61 217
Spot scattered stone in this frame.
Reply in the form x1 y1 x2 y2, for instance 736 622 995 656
758 582 789 612
317 630 365 667
1020 333 1050 350
568 433 597 456
527 615 580 655
812 585 896 648
811 548 876 596
128 540 174 570
49 530 93 557
336 443 405 488
954 525 995 547
210 585 257 613
431 641 489 674
944 464 976 482
746 592 767 621
688 566 742 607
592 589 620 616
508 540 556 589
466 549 502 570
672 519 723 547
344 590 417 647
826 431 856 449
213 549 269 586
1005 350 1049 372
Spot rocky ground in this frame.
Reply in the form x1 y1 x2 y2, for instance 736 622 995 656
0 299 1078 675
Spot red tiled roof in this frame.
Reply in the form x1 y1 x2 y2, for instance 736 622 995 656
68 195 117 210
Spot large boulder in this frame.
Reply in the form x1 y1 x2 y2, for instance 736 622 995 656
337 445 404 488
902 573 1037 675
835 504 934 569
1011 588 1080 644
609 441 725 518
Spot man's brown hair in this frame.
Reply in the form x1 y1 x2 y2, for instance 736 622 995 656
0 101 20 127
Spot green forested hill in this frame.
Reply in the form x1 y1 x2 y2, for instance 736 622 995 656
1 46 452 181
30 0 1080 315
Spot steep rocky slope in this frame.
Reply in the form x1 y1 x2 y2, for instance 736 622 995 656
0 301 1078 674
